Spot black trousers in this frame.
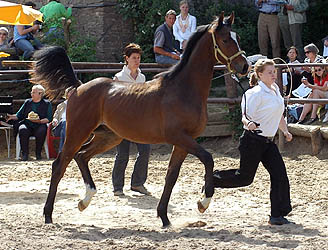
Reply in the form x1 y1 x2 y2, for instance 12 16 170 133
213 130 292 217
18 123 47 156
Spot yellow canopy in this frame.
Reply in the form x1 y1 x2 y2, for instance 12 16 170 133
0 1 43 25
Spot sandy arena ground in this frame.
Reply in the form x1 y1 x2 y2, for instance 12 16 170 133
0 136 327 249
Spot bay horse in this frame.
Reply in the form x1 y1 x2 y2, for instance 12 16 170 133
32 12 249 227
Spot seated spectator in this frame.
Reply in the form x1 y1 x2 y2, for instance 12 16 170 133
40 0 73 39
0 27 10 49
284 46 303 97
302 43 323 84
7 85 52 160
0 27 16 69
297 63 328 124
173 0 196 50
154 9 181 65
13 2 43 60
51 86 74 152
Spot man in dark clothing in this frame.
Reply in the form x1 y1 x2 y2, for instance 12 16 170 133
153 10 181 64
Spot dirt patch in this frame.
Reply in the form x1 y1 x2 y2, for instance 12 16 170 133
0 137 327 249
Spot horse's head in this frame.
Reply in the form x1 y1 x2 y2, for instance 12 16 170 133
210 12 250 75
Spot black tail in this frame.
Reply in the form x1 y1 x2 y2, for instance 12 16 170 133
32 46 81 100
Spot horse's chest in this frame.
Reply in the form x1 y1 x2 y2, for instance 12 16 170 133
186 107 208 135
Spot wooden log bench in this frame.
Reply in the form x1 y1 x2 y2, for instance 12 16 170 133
287 123 322 155
319 127 328 140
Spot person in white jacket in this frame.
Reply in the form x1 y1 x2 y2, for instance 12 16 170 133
173 0 196 50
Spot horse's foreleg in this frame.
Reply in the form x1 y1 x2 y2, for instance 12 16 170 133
157 146 187 227
74 126 122 211
195 148 214 213
171 136 215 214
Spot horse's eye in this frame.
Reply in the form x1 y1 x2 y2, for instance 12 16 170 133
222 39 228 43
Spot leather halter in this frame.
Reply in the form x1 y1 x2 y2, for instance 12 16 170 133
211 31 246 73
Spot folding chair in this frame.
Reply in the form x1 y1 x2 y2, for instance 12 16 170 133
16 133 49 160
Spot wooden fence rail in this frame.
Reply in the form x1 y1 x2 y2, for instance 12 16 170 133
4 61 328 140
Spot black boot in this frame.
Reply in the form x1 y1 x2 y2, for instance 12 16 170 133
36 152 42 160
21 152 28 161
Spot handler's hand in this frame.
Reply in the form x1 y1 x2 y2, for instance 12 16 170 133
30 119 41 124
6 114 15 121
247 121 258 131
284 131 292 142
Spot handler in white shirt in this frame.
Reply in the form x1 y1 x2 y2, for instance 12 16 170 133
173 0 196 50
212 59 294 226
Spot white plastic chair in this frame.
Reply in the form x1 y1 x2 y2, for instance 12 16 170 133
16 134 49 160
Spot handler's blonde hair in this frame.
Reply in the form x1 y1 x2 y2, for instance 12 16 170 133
249 58 275 87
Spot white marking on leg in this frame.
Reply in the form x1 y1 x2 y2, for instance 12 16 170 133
81 184 97 208
200 196 212 210
197 193 212 213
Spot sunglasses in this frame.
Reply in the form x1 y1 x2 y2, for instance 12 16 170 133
315 68 323 73
305 51 311 54
0 32 7 35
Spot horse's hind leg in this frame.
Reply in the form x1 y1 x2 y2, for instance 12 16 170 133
44 155 70 223
74 125 122 211
44 118 99 224
157 145 187 227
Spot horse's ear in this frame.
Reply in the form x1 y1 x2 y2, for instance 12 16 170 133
217 11 225 30
227 11 235 26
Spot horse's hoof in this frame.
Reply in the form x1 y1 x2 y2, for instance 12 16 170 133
197 200 207 213
78 200 86 211
45 215 53 224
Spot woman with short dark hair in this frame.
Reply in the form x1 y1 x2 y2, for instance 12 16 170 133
111 43 151 197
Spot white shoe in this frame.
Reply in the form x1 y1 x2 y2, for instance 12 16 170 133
323 113 328 123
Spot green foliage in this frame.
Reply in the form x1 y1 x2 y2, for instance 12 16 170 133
41 18 97 63
117 0 259 62
40 18 97 82
117 0 177 62
303 1 328 54
192 0 259 56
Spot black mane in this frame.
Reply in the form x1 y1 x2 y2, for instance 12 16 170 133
159 24 210 81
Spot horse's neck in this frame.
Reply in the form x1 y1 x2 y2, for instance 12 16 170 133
180 34 215 101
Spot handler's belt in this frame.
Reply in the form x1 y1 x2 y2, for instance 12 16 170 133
244 130 274 143
259 11 278 15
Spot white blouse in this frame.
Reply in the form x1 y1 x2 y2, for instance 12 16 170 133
241 81 284 137
173 14 196 49
113 65 145 83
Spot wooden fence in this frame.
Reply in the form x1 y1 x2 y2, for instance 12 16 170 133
2 61 328 141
